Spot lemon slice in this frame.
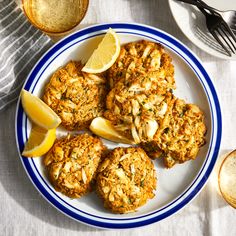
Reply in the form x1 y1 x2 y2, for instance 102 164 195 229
82 28 120 73
22 125 56 157
90 117 134 144
21 89 61 129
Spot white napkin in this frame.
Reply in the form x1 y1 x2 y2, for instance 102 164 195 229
0 0 53 110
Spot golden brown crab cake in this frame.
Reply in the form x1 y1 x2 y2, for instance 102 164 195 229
142 99 207 168
44 133 106 198
96 147 156 213
108 40 175 91
104 77 175 143
43 61 107 130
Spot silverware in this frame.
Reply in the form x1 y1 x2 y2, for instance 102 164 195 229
197 6 236 56
175 0 236 33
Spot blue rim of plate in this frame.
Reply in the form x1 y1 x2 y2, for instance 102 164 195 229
15 23 222 229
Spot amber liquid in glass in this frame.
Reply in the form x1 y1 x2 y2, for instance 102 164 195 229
218 150 236 208
22 0 88 34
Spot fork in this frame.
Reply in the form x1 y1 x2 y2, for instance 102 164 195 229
175 0 236 33
197 6 236 56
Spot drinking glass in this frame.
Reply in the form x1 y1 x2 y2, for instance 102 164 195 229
218 149 236 208
21 0 89 36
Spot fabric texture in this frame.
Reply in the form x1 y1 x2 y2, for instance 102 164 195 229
0 0 53 110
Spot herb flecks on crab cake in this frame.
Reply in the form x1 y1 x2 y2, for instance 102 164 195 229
104 39 207 168
104 78 175 144
104 40 176 144
108 40 175 91
43 61 107 130
141 98 207 168
96 147 157 214
44 133 106 198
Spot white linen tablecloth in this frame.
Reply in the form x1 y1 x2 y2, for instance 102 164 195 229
1 0 236 235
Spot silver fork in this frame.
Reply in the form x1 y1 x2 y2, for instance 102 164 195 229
197 6 236 56
176 0 236 33
197 0 236 33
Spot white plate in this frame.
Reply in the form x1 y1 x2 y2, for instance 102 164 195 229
15 23 222 229
169 0 236 59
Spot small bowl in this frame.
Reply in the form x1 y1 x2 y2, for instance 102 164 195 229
218 149 236 208
22 0 89 36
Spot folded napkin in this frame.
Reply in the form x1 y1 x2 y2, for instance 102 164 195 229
0 0 53 110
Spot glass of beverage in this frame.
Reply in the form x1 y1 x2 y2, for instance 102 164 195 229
21 0 89 35
218 149 236 208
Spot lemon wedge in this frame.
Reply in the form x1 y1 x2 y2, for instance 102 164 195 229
21 89 61 130
22 125 56 157
89 117 134 144
82 28 120 73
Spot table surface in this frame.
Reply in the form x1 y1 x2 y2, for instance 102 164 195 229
1 0 236 235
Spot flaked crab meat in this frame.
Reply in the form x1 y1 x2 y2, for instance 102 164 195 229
96 147 157 214
158 102 168 116
43 61 107 130
107 40 175 91
141 98 207 168
131 124 141 143
104 78 175 143
144 119 158 140
44 133 106 198
85 73 106 84
131 99 140 116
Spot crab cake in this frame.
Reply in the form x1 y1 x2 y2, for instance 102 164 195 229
43 61 107 130
96 147 156 213
104 77 175 143
142 99 207 168
108 40 175 91
44 133 106 198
